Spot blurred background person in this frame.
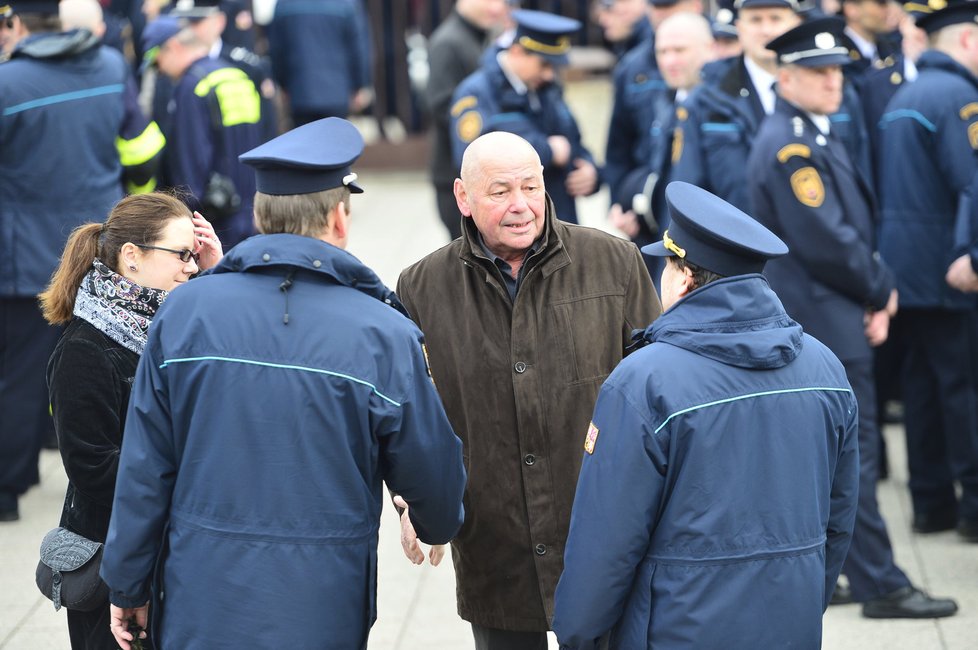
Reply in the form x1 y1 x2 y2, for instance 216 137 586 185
40 194 221 649
267 0 373 127
0 0 162 523
425 0 509 240
451 10 600 223
142 16 264 248
594 0 652 59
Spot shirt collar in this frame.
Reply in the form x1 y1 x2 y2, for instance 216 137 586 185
497 50 528 95
743 55 777 115
844 26 876 61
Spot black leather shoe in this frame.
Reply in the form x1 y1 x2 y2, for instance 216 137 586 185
862 587 958 619
829 581 853 605
0 492 17 522
958 519 978 543
913 506 958 533
0 507 18 522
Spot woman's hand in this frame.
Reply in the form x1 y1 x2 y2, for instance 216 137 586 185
192 211 224 271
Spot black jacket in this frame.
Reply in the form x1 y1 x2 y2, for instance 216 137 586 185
47 318 139 542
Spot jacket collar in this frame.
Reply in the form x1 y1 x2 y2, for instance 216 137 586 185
917 50 978 92
642 275 803 370
13 28 99 60
458 194 571 279
209 233 405 312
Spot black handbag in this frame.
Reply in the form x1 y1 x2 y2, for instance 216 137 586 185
36 527 109 611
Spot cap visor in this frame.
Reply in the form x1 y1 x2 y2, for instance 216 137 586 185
640 241 673 258
348 180 364 194
791 53 852 67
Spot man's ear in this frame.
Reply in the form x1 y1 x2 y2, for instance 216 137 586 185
331 201 349 240
454 178 472 217
676 264 696 298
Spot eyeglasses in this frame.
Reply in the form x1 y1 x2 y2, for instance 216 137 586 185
135 244 199 264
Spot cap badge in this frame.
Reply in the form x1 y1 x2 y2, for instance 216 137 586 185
814 32 836 50
662 230 686 258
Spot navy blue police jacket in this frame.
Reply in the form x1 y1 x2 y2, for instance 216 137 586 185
0 29 161 297
161 56 264 249
268 0 372 118
605 39 670 208
450 54 599 223
749 99 894 362
100 235 466 649
878 50 978 310
552 274 859 650
673 56 871 212
853 53 908 190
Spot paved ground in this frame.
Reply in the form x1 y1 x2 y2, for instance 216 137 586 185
2 78 977 649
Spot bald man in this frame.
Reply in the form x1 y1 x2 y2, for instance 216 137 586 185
397 132 661 650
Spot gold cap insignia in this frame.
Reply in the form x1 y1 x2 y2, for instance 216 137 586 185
663 230 686 258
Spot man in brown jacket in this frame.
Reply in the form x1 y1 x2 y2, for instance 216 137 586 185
396 131 661 649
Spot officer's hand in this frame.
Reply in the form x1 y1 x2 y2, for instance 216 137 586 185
350 87 374 115
192 211 224 271
608 204 640 238
547 136 572 167
946 254 978 293
393 495 446 566
566 159 599 197
864 309 890 347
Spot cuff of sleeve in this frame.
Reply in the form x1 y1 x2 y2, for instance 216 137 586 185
109 589 150 609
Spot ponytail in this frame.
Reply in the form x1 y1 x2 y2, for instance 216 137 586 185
39 223 102 325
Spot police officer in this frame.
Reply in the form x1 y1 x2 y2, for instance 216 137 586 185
553 182 858 649
610 13 715 281
101 117 467 650
878 0 978 543
450 9 600 223
0 0 163 522
748 16 959 618
143 16 264 248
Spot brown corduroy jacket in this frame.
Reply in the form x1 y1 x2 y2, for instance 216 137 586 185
397 200 661 631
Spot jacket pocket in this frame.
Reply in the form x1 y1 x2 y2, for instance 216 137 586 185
551 294 625 385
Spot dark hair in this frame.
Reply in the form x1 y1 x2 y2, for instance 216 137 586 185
670 256 725 290
39 192 192 324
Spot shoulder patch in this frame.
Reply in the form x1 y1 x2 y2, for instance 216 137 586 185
456 111 482 144
960 102 978 120
777 143 811 163
676 106 688 122
584 421 599 455
450 95 478 117
421 343 434 383
671 127 684 164
790 167 825 208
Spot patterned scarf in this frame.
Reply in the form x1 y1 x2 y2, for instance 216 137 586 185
72 258 168 355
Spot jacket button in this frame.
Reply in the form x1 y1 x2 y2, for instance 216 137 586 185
262 253 271 262
514 361 527 373
524 454 536 466
313 260 322 268
534 543 547 556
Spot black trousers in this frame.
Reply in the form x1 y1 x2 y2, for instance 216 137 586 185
471 623 548 650
900 308 978 521
840 357 910 601
434 179 463 241
0 298 61 497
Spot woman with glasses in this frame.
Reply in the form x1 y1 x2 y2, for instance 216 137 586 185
38 192 222 649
